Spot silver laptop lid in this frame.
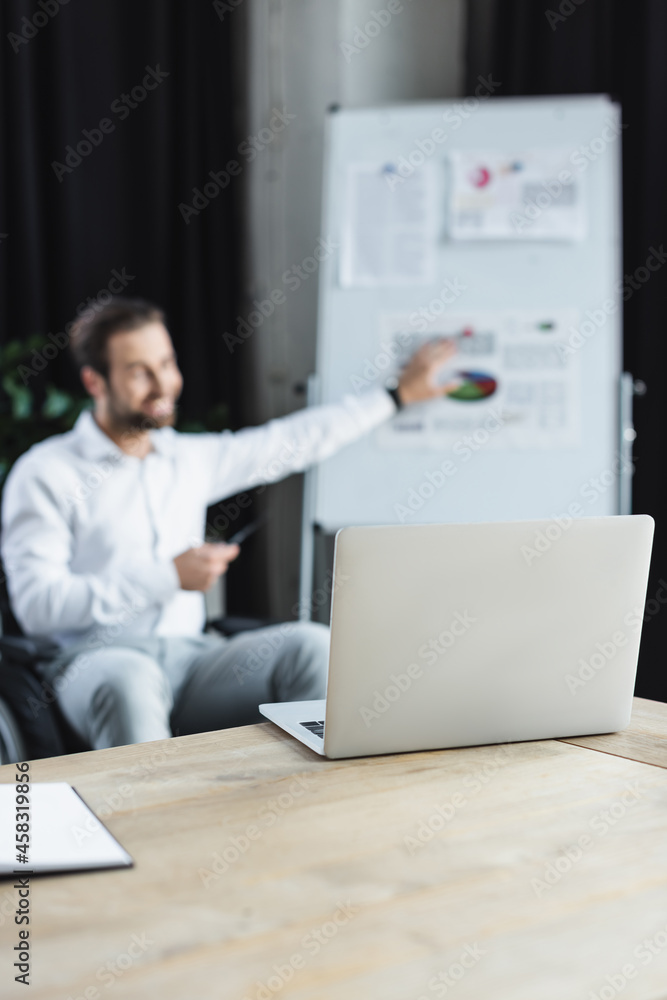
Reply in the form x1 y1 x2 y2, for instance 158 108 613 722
323 516 654 759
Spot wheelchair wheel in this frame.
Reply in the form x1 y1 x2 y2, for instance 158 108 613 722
0 696 26 764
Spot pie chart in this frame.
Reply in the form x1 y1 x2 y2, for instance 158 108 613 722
468 166 491 188
445 370 498 402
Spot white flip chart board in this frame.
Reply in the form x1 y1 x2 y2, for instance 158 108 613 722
311 95 624 532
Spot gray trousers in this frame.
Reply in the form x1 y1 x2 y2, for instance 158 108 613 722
51 623 329 750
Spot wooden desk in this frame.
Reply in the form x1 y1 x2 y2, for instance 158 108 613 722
2 698 667 1000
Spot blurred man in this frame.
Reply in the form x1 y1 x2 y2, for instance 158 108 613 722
1 298 455 749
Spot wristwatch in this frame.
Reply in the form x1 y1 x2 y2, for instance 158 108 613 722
385 376 404 410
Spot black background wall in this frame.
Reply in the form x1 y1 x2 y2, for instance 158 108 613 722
0 0 241 423
467 0 667 701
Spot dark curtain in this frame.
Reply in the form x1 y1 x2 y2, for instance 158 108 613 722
0 0 265 613
0 0 241 423
466 0 667 701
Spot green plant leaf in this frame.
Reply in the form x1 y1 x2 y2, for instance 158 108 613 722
1 375 33 419
1 341 31 365
42 385 74 418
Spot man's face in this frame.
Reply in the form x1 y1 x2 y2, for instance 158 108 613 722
102 322 184 431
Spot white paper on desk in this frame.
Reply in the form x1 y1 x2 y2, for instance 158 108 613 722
339 161 439 287
0 782 132 875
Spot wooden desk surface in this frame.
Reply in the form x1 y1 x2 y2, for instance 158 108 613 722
2 698 667 1000
560 697 667 770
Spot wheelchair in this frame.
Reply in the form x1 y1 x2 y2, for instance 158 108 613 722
0 560 271 763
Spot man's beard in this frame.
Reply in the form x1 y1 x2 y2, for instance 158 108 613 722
106 393 178 434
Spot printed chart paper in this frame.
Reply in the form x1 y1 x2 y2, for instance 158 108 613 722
447 149 587 241
368 310 582 451
340 161 439 287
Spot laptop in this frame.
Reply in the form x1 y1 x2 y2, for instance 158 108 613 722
260 516 654 759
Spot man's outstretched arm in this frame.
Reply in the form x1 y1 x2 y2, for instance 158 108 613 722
203 338 457 504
